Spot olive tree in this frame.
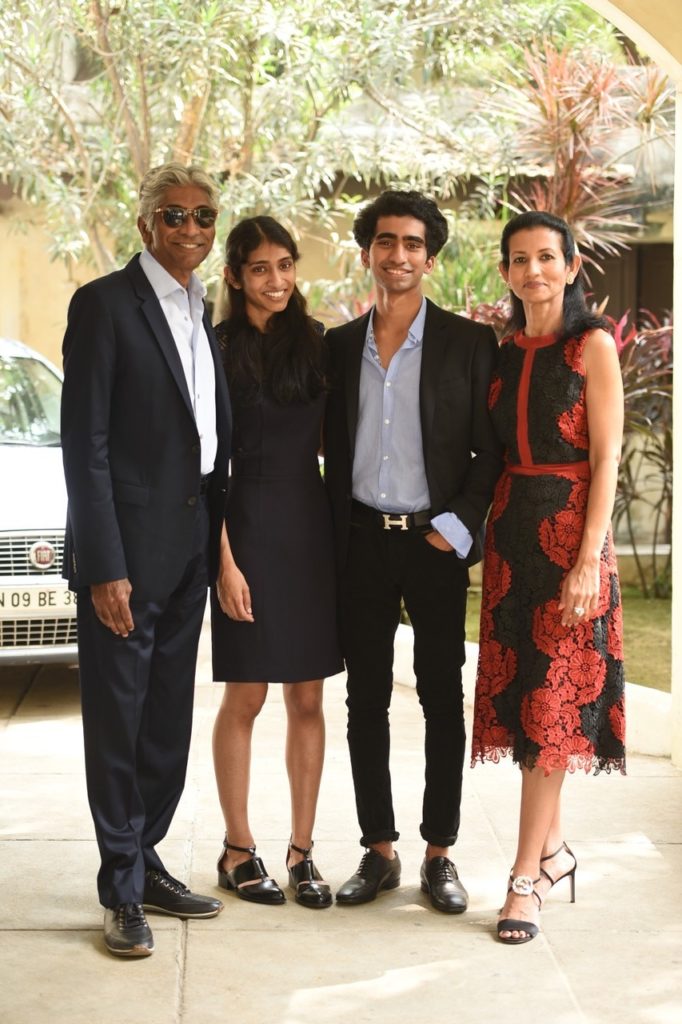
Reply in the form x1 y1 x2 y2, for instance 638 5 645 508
0 0 622 279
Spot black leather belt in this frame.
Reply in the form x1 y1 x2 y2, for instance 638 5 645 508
200 474 212 494
351 499 432 531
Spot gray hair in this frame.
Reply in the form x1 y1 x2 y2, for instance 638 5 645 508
138 162 220 229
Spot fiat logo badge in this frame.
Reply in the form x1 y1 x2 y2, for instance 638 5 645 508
29 540 56 570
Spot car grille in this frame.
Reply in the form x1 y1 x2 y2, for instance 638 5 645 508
0 533 65 576
1 616 77 647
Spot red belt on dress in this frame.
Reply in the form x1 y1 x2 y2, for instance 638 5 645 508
505 460 591 479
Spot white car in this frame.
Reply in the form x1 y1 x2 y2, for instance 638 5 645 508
0 337 78 663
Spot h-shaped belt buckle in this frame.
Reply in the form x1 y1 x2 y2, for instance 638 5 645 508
382 513 409 531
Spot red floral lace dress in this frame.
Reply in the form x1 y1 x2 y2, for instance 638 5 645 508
471 330 625 775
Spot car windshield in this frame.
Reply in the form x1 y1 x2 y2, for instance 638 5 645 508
0 353 62 446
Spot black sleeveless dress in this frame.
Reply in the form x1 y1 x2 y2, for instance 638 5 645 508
210 360 343 683
471 330 625 775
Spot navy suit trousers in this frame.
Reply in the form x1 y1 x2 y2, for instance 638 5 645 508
76 499 209 908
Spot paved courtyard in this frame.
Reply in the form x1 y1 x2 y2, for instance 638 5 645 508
1 617 680 1024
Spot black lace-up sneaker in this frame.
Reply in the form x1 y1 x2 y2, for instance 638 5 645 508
103 902 154 957
143 870 223 918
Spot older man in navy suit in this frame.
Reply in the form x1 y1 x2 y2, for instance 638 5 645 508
324 191 503 913
61 163 231 957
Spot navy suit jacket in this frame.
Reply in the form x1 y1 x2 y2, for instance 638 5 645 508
323 298 503 570
61 253 232 601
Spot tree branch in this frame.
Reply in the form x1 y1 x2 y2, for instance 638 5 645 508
89 0 148 177
3 52 93 193
137 52 151 161
87 218 116 275
172 82 212 164
363 79 464 154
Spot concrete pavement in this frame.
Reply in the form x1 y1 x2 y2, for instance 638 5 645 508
1 616 681 1024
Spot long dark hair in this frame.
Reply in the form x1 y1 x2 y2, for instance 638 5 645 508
500 211 608 342
217 216 325 404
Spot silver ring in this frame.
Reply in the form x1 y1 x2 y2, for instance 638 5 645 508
573 606 585 617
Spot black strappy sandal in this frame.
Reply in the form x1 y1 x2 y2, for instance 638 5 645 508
286 841 332 909
497 873 542 945
540 841 577 903
217 839 286 905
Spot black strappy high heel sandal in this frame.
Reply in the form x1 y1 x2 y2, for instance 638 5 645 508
286 841 332 909
540 841 577 903
497 874 543 945
217 838 286 905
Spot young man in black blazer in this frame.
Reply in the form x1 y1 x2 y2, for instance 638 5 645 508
61 163 231 956
324 191 503 912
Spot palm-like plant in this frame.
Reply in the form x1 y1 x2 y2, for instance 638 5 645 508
488 41 675 271
611 312 673 597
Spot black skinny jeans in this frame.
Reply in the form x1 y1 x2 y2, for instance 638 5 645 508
339 521 469 848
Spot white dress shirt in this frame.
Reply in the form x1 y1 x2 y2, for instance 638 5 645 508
139 248 217 475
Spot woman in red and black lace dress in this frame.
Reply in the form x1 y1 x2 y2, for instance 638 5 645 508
471 211 625 945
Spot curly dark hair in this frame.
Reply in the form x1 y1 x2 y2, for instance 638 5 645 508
353 190 448 257
500 210 608 342
218 216 326 405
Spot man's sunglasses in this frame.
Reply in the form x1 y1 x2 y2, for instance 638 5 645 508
154 205 218 228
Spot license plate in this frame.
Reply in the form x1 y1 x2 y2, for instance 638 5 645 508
0 586 77 618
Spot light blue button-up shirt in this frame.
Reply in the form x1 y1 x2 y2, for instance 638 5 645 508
352 299 472 557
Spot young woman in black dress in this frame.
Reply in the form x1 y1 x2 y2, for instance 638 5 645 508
211 217 342 908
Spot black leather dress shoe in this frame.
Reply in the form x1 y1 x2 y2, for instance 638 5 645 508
104 903 154 957
143 870 223 919
420 856 468 914
336 849 401 905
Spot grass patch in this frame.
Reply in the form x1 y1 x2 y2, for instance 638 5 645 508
619 588 671 692
464 588 671 693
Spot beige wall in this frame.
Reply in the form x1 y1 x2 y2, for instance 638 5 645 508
0 197 96 369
